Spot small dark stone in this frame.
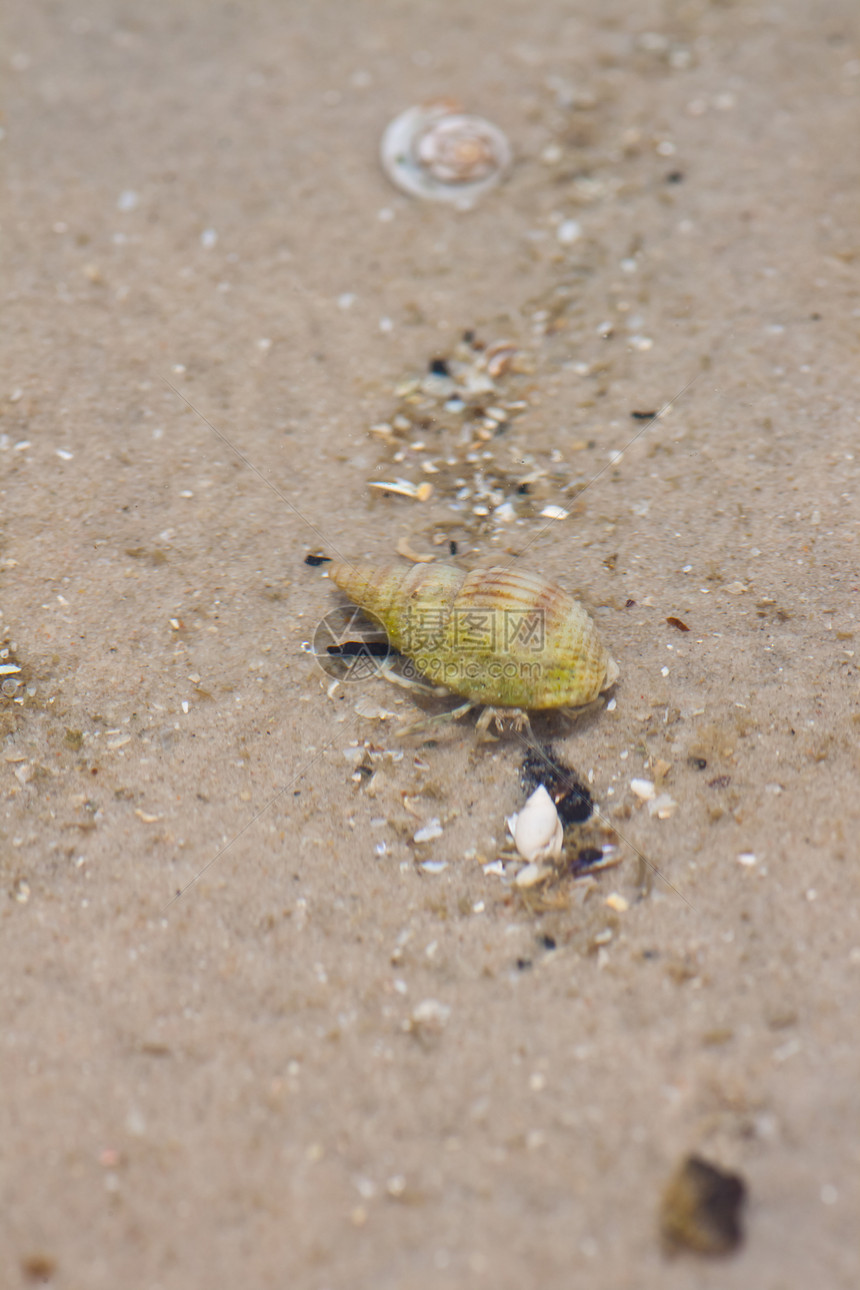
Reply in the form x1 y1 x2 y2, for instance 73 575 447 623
541 935 557 951
665 170 685 183
21 1252 57 1282
520 744 592 824
517 482 530 495
631 409 658 420
570 846 604 872
625 598 637 609
556 785 593 826
429 357 450 377
516 957 532 971
462 329 476 344
689 756 708 770
448 540 458 556
660 1155 747 1255
304 553 331 566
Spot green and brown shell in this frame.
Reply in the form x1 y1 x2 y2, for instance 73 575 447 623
329 561 618 710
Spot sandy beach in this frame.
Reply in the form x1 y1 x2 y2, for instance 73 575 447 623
2 2 859 1286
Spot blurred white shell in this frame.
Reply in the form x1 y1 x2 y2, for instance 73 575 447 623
381 100 511 208
507 785 563 864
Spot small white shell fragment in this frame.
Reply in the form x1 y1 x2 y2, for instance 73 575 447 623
354 696 397 720
368 478 420 498
556 218 582 245
410 998 451 1030
493 500 517 523
381 100 511 208
368 478 433 502
648 793 678 819
737 852 757 867
513 861 552 888
630 777 656 801
605 892 629 913
507 785 563 864
420 859 448 874
413 818 443 844
0 663 22 676
539 505 569 520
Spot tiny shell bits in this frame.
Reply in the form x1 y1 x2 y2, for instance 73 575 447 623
381 101 511 207
329 562 619 710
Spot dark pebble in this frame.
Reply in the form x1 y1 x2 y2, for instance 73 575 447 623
660 1155 747 1255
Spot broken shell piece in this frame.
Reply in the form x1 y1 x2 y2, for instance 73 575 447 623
395 536 436 563
381 101 511 208
630 777 656 801
483 339 518 378
413 818 443 844
410 998 451 1032
420 859 448 874
648 792 678 819
368 478 434 501
507 785 563 864
354 696 398 720
514 861 552 888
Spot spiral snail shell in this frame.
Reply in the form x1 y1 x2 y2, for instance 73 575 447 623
329 562 618 710
380 101 511 208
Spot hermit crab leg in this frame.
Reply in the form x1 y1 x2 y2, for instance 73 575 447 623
396 700 477 739
376 656 449 697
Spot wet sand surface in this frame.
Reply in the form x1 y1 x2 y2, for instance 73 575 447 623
2 2 859 1286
